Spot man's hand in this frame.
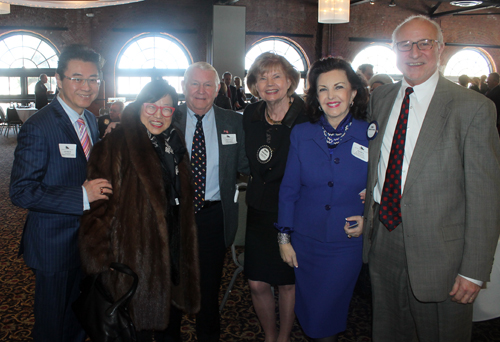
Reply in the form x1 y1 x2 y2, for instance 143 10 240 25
104 122 120 137
83 178 112 203
449 275 481 304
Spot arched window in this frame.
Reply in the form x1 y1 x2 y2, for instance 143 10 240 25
351 44 402 79
0 32 58 105
116 33 192 97
443 48 493 82
245 37 309 94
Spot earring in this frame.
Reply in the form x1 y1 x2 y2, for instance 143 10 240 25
350 102 354 107
318 105 323 112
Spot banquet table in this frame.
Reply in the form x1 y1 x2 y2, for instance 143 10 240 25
16 108 38 122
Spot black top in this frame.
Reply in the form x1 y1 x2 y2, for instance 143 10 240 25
242 93 308 212
35 81 48 110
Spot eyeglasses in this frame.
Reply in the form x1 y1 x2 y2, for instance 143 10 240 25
143 103 175 117
395 39 440 52
62 75 101 86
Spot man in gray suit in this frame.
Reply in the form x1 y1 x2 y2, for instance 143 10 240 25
363 15 500 342
172 62 248 341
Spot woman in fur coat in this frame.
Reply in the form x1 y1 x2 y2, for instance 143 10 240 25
79 80 200 341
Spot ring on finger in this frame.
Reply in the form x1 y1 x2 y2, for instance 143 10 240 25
348 234 352 239
100 187 104 195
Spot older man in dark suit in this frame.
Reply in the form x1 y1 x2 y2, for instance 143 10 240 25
171 62 248 341
363 16 500 342
10 45 112 342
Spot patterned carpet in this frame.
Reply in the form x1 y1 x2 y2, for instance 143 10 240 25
0 131 499 341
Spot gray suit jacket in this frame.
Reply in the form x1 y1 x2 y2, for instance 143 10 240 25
363 75 500 302
174 104 249 247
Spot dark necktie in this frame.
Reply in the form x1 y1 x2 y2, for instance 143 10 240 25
379 87 414 231
191 114 206 213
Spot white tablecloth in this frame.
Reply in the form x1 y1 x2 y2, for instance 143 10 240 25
17 108 37 122
473 238 500 322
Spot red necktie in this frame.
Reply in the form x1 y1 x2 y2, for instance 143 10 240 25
379 87 414 231
76 118 91 160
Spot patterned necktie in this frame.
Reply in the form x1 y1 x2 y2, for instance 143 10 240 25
191 114 206 213
379 87 414 231
76 118 91 160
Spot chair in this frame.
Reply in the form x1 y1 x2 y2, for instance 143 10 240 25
0 108 7 134
219 182 247 312
5 108 23 137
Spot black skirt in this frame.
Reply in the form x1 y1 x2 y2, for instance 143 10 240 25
243 206 295 285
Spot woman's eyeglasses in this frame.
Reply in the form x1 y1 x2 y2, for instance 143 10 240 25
143 103 175 117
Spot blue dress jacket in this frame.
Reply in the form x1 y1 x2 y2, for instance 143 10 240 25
278 118 369 243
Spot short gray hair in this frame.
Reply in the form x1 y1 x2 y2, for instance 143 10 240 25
183 62 219 90
392 15 444 48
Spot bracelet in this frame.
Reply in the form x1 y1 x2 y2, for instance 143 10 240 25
277 232 291 245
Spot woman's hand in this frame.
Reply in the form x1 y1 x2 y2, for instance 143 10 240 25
279 243 298 268
359 189 366 204
344 215 364 239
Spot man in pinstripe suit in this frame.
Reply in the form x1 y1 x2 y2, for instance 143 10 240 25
10 45 112 342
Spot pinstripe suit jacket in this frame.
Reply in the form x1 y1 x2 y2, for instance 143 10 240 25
10 97 99 272
173 104 249 247
363 76 500 302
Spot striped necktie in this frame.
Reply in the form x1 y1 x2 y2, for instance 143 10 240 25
77 118 91 160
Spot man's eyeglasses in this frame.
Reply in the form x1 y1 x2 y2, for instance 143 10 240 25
62 75 101 86
395 39 440 52
143 103 175 118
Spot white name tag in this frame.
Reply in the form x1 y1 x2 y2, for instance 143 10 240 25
351 142 368 162
59 143 77 158
221 133 237 145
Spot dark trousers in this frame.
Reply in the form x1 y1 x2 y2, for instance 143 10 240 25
170 202 227 342
32 267 86 342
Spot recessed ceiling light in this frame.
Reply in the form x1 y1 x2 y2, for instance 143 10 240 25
450 1 483 7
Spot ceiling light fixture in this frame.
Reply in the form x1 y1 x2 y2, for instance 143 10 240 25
0 3 10 14
318 0 350 24
450 1 483 7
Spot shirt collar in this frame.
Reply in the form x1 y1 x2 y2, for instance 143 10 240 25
186 105 214 122
57 94 86 123
400 70 440 102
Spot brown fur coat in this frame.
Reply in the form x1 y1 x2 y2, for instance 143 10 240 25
79 110 200 331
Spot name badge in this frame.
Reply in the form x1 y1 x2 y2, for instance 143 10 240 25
367 121 378 140
257 145 272 164
351 142 368 162
221 133 237 145
59 143 77 158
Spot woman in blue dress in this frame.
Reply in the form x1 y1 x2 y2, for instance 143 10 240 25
277 57 369 342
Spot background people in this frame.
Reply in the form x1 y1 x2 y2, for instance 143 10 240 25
223 71 237 109
98 100 124 138
172 62 249 341
369 74 394 93
233 76 247 110
243 52 307 342
214 81 232 110
10 45 111 342
363 15 500 342
357 63 374 82
79 80 200 341
34 73 52 110
278 57 369 342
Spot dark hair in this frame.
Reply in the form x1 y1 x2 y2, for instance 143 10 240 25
306 57 368 123
246 52 300 98
123 79 179 121
56 44 103 77
358 64 373 73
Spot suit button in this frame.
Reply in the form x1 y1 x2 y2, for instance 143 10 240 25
328 181 333 187
325 205 331 210
334 158 340 164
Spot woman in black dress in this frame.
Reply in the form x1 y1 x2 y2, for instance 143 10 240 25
243 52 307 342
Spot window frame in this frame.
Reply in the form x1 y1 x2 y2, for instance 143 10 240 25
0 31 59 104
